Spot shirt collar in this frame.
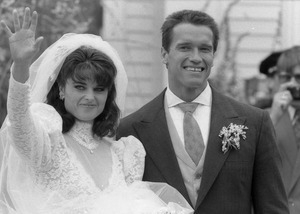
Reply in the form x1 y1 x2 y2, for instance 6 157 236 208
166 83 212 108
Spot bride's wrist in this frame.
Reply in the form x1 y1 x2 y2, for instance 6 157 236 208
11 62 30 83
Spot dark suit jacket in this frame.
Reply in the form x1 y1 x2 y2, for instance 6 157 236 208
117 88 289 214
275 111 300 214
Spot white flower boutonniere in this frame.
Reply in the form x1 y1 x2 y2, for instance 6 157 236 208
219 123 248 154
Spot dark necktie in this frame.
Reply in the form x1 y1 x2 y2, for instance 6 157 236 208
178 102 205 165
293 109 300 148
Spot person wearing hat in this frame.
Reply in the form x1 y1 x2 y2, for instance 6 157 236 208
268 46 300 214
254 51 283 109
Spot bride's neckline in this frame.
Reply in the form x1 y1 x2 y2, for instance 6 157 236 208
67 121 100 154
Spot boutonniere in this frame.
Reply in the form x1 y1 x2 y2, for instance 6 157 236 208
219 123 248 154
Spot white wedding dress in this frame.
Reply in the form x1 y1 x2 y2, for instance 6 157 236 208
0 77 193 214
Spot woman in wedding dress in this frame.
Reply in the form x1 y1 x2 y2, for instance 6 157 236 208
0 8 193 214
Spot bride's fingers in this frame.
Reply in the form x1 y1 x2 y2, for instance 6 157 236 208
30 11 38 33
0 20 13 37
13 9 20 32
22 7 31 29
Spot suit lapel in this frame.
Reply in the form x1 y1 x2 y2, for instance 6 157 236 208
195 90 246 210
279 112 300 193
275 111 300 193
289 152 300 193
132 90 191 202
276 112 298 167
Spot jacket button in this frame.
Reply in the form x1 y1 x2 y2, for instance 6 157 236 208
289 200 295 206
195 173 202 179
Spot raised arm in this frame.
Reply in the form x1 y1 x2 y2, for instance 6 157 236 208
0 7 43 83
0 8 51 166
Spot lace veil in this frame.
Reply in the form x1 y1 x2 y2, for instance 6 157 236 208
0 33 128 213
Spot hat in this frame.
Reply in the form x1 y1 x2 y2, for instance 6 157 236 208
259 51 283 76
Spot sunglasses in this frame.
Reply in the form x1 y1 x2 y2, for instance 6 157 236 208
277 73 300 83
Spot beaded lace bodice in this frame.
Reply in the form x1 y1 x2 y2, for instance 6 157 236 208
67 121 100 154
6 77 146 200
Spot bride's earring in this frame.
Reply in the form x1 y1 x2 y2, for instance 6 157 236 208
59 91 65 100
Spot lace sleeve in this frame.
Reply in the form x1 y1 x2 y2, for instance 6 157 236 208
118 136 146 184
6 76 62 168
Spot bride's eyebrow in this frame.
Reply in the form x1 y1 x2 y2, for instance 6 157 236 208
71 79 87 85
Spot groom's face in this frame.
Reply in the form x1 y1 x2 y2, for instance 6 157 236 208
161 23 214 100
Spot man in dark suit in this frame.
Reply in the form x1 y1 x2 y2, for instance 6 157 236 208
117 10 289 214
268 46 300 214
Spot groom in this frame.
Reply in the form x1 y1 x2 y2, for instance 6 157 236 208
117 10 289 214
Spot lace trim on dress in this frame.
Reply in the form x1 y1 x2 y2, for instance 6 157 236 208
7 77 37 163
7 77 56 169
67 121 99 154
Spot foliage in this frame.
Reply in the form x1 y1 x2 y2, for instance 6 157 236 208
211 0 249 103
201 0 250 103
205 0 282 104
0 0 103 126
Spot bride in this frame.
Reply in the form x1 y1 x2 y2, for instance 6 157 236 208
0 7 193 214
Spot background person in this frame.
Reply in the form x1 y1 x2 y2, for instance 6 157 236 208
268 45 300 214
254 51 283 109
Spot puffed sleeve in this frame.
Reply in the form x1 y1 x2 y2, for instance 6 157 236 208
6 75 63 169
117 136 146 184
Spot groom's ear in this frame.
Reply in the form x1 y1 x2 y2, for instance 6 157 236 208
161 47 168 66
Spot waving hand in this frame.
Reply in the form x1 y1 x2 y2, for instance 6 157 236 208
0 7 43 82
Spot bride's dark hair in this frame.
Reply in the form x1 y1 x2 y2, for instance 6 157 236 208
47 46 120 138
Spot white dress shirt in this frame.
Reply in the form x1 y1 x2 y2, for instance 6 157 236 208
165 84 212 147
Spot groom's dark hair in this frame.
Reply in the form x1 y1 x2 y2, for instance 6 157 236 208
161 10 219 53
